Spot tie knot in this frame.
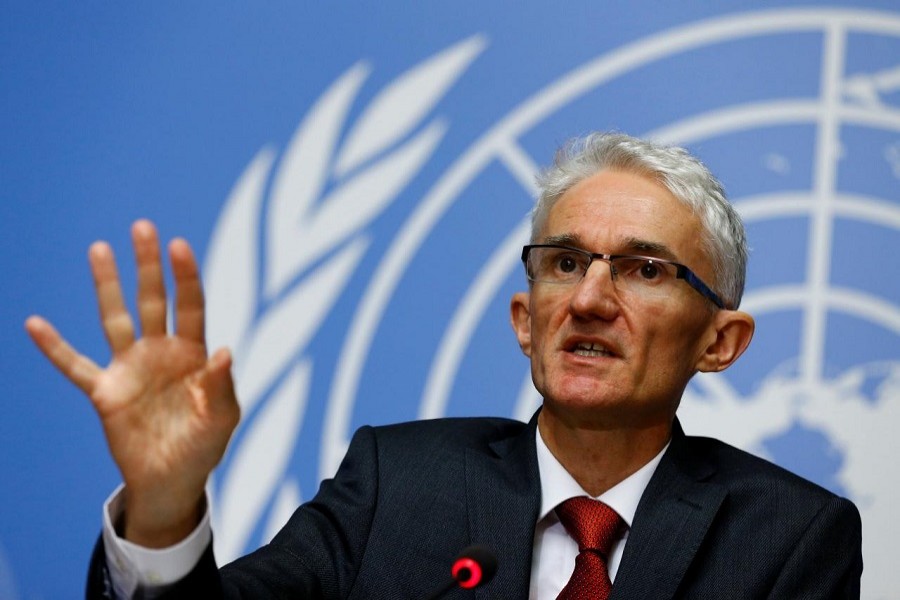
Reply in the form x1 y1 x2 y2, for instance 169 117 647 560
556 497 624 555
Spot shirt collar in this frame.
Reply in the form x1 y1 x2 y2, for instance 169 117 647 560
535 426 669 527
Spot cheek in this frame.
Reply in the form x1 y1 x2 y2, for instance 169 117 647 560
529 295 567 347
633 305 704 361
644 316 710 375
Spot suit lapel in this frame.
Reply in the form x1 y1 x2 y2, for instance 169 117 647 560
610 420 727 600
466 414 541 600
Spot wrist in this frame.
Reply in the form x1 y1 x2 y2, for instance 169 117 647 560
122 487 206 549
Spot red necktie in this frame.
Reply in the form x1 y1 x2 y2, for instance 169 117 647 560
555 497 625 600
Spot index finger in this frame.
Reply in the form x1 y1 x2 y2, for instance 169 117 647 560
170 238 206 346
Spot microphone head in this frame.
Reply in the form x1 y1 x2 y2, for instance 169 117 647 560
451 545 497 589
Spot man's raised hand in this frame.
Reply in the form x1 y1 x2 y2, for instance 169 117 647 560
25 220 240 548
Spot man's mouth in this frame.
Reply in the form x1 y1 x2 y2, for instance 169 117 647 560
570 341 616 358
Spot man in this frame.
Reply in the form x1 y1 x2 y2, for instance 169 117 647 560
26 133 862 598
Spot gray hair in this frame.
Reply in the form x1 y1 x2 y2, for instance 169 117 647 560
532 132 748 309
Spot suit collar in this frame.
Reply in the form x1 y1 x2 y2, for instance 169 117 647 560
610 419 727 599
466 412 541 599
462 415 728 599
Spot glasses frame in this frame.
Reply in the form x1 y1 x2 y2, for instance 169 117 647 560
521 244 727 309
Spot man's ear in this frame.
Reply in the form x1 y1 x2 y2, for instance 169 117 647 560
510 291 532 357
696 310 755 373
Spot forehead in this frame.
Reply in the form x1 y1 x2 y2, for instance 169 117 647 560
540 169 707 264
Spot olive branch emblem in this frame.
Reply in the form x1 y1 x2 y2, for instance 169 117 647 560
201 36 485 562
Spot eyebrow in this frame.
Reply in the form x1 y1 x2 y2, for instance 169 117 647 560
621 236 679 261
542 233 582 246
540 233 680 261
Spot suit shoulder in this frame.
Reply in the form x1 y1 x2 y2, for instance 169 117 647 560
369 416 528 448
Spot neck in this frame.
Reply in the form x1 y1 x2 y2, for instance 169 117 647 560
537 406 673 497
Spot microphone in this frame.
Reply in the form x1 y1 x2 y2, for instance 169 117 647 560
424 545 497 599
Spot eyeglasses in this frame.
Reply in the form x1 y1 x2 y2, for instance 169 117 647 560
521 244 726 309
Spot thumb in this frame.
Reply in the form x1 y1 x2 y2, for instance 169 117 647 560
197 347 240 421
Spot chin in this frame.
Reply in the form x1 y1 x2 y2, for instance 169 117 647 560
542 382 673 428
543 384 630 415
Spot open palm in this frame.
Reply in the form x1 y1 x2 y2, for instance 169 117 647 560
25 220 239 547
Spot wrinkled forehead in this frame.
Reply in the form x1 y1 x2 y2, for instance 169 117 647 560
537 170 714 275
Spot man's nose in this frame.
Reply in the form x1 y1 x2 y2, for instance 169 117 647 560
569 260 620 319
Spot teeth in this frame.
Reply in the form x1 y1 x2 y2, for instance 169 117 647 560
573 342 612 357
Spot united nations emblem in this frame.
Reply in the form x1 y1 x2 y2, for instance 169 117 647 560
206 10 899 597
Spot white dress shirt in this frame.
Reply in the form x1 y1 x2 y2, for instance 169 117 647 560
530 427 668 599
103 427 668 599
103 485 212 598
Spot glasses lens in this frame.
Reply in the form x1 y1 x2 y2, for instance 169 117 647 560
527 247 589 283
609 257 678 297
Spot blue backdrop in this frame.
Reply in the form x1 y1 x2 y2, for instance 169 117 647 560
3 2 899 597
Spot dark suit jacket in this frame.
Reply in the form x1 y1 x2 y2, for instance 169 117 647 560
88 414 862 598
